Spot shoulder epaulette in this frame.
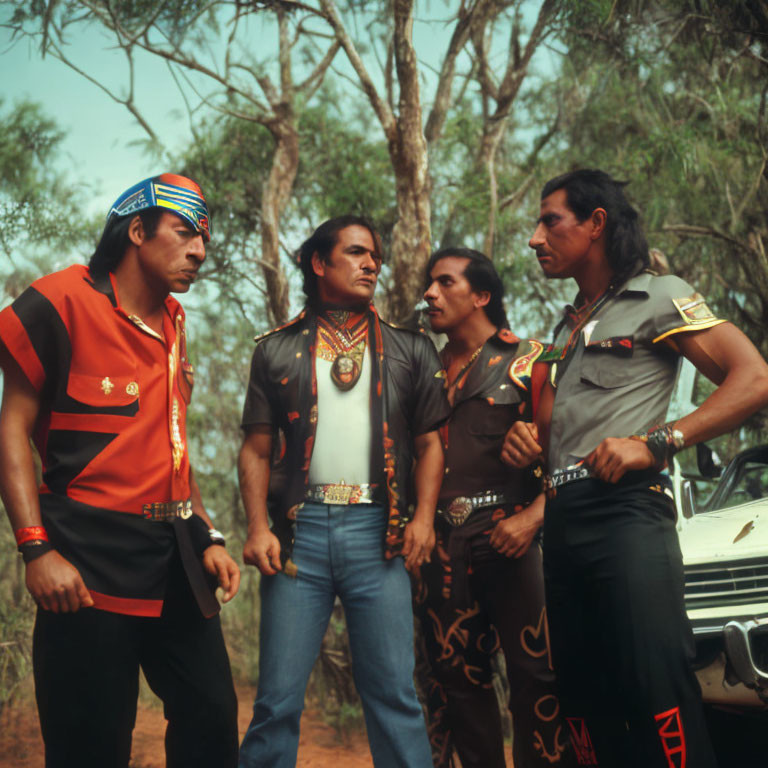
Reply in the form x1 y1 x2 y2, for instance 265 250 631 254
253 310 307 343
494 328 520 346
378 316 424 335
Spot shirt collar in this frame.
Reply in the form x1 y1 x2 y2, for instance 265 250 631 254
563 269 655 318
85 267 182 325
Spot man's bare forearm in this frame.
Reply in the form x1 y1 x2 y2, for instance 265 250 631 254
238 427 273 532
411 430 443 523
0 359 44 533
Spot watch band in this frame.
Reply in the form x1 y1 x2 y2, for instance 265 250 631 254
631 422 686 469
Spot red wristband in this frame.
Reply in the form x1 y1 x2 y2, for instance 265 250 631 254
15 526 49 546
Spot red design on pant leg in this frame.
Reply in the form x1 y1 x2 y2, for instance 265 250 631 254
654 707 686 768
566 717 598 766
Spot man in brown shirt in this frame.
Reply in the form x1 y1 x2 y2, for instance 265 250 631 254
416 247 571 767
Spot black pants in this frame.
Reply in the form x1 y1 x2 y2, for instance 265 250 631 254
33 553 238 768
415 508 572 767
544 476 718 768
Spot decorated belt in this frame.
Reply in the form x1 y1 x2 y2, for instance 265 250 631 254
438 490 510 527
143 498 193 521
305 483 378 505
546 465 591 490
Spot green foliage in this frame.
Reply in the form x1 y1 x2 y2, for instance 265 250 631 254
295 94 397 232
0 525 34 711
0 99 96 290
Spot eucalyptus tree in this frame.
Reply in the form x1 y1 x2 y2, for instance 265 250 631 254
7 0 341 324
6 0 565 322
320 0 561 320
0 99 94 298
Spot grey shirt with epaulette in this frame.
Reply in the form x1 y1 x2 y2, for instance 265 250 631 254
548 271 724 472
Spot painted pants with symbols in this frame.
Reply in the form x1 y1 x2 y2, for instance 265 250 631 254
414 506 573 767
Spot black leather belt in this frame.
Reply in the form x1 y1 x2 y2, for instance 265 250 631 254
438 490 510 527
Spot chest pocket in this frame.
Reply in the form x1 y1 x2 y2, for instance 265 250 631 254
465 401 518 438
579 347 637 390
66 371 140 408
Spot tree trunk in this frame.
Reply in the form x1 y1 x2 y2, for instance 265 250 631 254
386 0 431 324
260 120 299 325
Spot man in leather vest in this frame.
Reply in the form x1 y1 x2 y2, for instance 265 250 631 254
238 215 449 768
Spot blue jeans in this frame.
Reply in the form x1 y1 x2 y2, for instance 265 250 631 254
239 502 432 768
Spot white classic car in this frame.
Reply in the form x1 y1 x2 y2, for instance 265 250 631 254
674 443 768 709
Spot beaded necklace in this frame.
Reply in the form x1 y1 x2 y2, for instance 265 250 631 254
442 344 484 404
316 310 369 391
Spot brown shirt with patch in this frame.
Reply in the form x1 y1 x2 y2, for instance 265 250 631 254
440 331 546 504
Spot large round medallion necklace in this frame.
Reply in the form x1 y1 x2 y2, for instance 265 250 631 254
317 310 368 391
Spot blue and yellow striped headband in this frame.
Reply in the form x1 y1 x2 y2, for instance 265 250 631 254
108 173 211 239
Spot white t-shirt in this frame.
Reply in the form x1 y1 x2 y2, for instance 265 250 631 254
308 346 373 485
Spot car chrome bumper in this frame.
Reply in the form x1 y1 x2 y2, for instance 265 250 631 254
723 619 768 700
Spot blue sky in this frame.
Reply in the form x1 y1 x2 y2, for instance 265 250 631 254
1 3 554 218
2 20 193 213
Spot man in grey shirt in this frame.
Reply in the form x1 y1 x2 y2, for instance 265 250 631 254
502 169 768 768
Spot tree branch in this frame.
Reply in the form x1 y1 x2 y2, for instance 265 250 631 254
296 40 341 97
424 0 494 145
319 0 396 139
172 63 272 126
662 224 757 255
46 41 159 142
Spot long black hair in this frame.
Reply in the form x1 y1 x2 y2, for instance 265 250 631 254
88 209 162 279
297 215 383 305
425 246 509 329
542 169 649 283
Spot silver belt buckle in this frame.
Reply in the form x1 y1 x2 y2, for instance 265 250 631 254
324 484 354 504
445 496 474 527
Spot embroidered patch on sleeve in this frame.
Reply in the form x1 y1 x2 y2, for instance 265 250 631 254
508 340 544 391
672 293 717 326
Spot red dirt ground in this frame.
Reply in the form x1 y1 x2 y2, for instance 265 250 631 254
0 680 374 768
0 677 515 767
